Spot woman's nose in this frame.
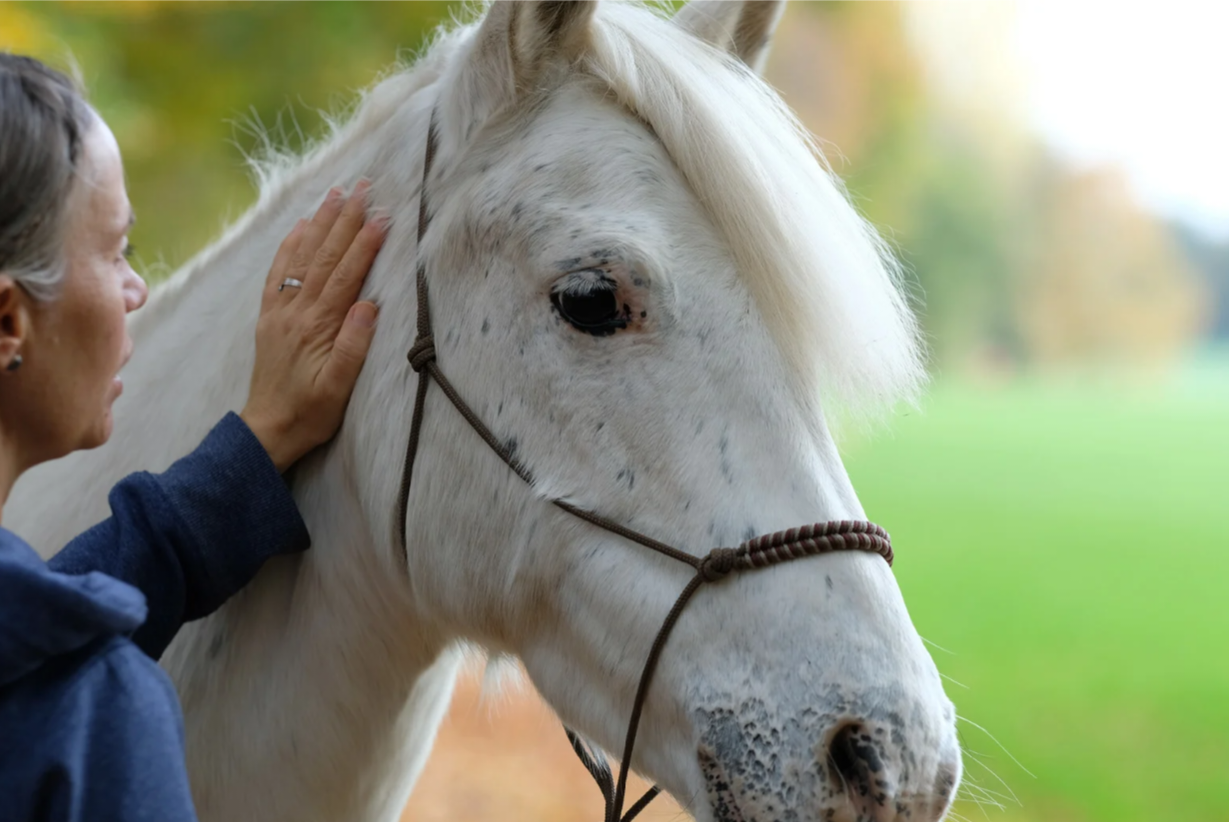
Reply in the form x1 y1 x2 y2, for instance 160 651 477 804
123 266 148 312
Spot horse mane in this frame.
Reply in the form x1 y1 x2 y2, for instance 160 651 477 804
136 1 924 417
583 3 926 416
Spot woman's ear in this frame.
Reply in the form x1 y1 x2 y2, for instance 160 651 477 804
0 275 32 373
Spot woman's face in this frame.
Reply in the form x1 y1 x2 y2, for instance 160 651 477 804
10 115 148 463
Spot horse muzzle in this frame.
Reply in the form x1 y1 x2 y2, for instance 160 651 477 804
695 693 962 822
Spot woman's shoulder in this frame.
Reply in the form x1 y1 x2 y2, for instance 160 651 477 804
0 634 192 822
0 527 148 689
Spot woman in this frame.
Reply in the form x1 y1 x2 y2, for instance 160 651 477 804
0 55 385 819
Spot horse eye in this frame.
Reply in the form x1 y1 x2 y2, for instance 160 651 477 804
551 271 627 336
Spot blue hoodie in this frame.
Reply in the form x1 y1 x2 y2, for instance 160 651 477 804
0 413 310 822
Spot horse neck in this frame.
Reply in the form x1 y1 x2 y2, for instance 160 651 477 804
151 119 462 819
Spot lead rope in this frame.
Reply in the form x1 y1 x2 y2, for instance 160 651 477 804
396 112 894 822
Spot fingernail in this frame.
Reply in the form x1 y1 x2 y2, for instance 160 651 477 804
327 187 344 203
352 302 378 328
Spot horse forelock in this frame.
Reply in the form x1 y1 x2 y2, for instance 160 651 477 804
581 4 927 419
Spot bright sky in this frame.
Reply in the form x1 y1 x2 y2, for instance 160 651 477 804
1014 2 1229 240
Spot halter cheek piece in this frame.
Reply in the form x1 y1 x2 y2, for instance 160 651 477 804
397 113 894 822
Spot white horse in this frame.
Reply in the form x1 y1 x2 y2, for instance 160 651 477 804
10 2 962 821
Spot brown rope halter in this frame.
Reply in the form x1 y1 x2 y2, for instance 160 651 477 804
396 114 894 822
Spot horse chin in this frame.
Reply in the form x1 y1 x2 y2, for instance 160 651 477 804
691 690 962 822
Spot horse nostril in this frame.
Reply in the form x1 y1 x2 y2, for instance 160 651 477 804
825 722 885 806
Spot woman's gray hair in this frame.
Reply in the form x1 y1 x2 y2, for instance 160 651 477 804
0 53 94 301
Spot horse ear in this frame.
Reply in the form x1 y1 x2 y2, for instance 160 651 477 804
444 1 597 145
508 0 597 87
673 0 786 75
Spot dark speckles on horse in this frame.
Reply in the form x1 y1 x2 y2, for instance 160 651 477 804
614 468 635 491
207 628 227 660
481 318 490 335
718 435 734 483
689 687 936 819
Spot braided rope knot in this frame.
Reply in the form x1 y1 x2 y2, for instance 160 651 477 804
741 521 893 568
699 547 740 582
407 335 436 372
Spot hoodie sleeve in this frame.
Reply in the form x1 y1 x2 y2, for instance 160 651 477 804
47 413 310 659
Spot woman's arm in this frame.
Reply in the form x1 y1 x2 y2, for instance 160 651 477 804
47 413 308 659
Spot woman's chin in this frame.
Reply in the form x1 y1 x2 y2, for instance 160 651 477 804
82 401 117 451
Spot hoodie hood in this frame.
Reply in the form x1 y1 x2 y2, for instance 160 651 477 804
0 528 147 686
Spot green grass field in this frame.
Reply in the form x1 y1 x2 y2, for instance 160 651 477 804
842 370 1229 822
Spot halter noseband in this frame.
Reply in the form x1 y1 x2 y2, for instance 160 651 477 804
396 113 893 822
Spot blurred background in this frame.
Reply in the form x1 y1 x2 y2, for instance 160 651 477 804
4 2 1226 821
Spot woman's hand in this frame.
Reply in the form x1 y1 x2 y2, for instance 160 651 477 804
240 181 387 472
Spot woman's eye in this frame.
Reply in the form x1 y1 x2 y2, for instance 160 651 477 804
551 270 627 336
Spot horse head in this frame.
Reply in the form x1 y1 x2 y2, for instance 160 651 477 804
345 3 961 819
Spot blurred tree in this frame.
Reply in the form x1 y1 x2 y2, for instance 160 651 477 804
1018 165 1208 366
3 1 455 275
1175 226 1229 341
767 1 1209 371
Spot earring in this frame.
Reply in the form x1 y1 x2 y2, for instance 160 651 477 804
5 354 21 372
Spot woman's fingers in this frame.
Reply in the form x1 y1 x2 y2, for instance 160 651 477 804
292 187 348 293
320 301 379 396
241 180 385 473
262 219 307 309
302 179 371 299
318 216 388 321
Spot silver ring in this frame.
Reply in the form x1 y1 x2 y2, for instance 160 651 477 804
278 277 304 293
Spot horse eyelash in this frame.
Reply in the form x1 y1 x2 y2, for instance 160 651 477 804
122 243 136 261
